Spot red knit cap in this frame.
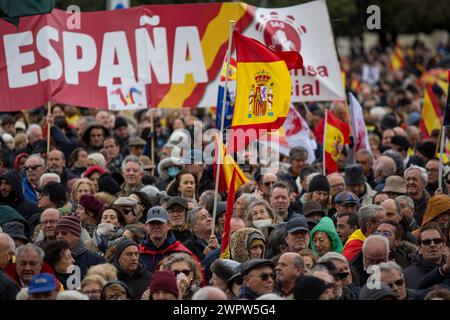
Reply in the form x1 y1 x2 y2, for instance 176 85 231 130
149 271 179 298
79 194 103 218
55 216 82 237
83 165 107 178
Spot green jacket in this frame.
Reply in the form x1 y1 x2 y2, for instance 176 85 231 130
310 216 343 256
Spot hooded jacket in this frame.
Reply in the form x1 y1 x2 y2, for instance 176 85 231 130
0 205 31 239
138 231 196 273
230 228 265 263
0 170 40 221
310 216 343 256
421 194 450 226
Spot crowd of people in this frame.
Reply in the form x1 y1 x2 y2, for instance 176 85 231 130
1 36 450 301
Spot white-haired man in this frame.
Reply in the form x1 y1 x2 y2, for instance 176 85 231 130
404 165 429 225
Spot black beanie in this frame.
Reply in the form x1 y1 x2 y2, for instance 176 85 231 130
417 141 436 160
114 117 128 130
113 238 137 264
294 275 328 300
308 174 330 193
98 173 121 195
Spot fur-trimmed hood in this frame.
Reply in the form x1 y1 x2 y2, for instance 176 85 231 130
230 228 265 263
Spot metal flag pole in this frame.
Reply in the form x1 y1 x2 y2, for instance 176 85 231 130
323 110 328 175
211 19 235 237
47 101 52 157
150 108 155 176
438 127 445 190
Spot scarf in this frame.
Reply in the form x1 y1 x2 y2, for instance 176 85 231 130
71 240 87 257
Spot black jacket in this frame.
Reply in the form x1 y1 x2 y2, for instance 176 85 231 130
72 241 106 279
403 254 443 289
349 251 368 287
0 270 18 300
417 266 450 290
0 170 40 221
115 262 152 300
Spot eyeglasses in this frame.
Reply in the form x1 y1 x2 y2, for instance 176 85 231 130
173 269 192 277
24 165 43 171
263 181 276 187
373 230 393 238
387 278 404 289
333 272 350 280
249 272 276 282
421 238 443 246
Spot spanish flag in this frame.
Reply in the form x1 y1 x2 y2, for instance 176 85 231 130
390 45 405 71
419 84 442 139
324 110 350 174
227 30 303 152
214 135 248 259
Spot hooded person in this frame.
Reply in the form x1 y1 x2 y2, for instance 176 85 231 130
155 157 184 191
293 274 330 300
100 280 133 300
113 238 152 300
412 194 450 238
230 228 266 263
310 217 343 257
0 170 40 221
0 205 30 240
210 259 241 299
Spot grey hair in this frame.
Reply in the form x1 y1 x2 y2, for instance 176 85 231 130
378 261 403 275
394 195 414 211
15 243 45 262
358 205 383 228
317 252 347 265
26 124 42 138
27 154 46 166
121 155 143 172
355 149 374 164
245 198 275 221
375 156 397 178
362 235 389 260
404 165 428 184
187 207 205 226
0 232 16 252
39 172 61 188
57 290 89 300
87 153 107 168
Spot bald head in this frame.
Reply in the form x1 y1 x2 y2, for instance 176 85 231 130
327 173 345 196
40 208 61 239
192 286 227 300
374 156 396 181
363 235 389 270
380 199 400 222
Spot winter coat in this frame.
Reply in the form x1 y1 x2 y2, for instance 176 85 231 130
0 270 18 300
0 170 40 221
411 190 430 226
360 183 376 206
390 241 417 269
138 231 196 273
230 228 265 263
310 216 343 256
403 254 443 289
4 262 64 290
71 240 106 279
21 177 38 205
115 262 152 300
417 266 450 290
172 224 193 244
0 205 30 239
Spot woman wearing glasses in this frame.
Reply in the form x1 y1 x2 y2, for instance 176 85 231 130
159 252 203 300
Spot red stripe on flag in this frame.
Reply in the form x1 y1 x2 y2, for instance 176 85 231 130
220 168 237 259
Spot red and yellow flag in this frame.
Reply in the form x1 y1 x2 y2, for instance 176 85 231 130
390 45 405 71
227 30 303 152
213 134 248 259
419 84 442 139
324 110 350 174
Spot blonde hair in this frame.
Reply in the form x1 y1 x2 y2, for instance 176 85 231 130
80 274 107 290
159 252 202 289
95 192 117 206
70 178 96 202
86 263 118 282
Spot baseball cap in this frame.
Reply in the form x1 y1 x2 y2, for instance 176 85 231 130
167 197 188 210
145 206 169 223
286 214 310 234
28 273 57 294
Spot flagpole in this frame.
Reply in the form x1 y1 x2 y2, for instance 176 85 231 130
323 110 327 175
150 108 155 176
47 101 52 157
438 127 445 190
211 19 235 237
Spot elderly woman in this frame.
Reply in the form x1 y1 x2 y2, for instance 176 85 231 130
70 178 96 206
82 166 107 193
80 274 106 300
244 198 283 239
230 227 266 263
310 217 343 257
159 252 203 300
167 169 198 201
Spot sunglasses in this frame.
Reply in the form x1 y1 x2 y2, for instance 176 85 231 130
249 272 276 281
333 272 350 280
173 269 192 277
421 238 443 246
387 278 404 288
24 165 43 171
263 181 276 187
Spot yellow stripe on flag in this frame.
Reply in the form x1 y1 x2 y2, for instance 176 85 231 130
422 90 442 135
157 2 247 108
232 61 291 127
324 123 345 162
